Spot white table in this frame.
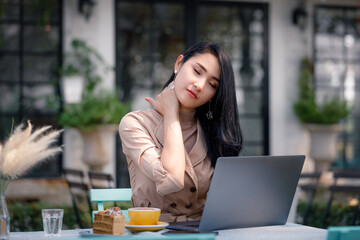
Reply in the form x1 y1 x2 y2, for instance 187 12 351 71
9 223 327 240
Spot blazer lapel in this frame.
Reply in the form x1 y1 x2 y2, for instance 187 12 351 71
188 120 207 166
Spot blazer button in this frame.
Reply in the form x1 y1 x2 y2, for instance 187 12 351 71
185 203 192 209
170 202 177 208
190 187 196 192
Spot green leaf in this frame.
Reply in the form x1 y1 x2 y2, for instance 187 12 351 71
293 58 350 124
59 90 130 131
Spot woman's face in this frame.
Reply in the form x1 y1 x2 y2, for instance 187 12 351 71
173 53 220 112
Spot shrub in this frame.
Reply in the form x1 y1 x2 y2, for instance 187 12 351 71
8 201 78 232
59 90 130 131
8 200 132 231
293 58 349 124
296 200 360 228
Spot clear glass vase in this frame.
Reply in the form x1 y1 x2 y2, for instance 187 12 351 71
0 194 9 240
0 177 10 240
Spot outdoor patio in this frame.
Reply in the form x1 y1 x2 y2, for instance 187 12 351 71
0 0 360 238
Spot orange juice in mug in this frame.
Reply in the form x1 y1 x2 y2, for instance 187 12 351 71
128 207 161 225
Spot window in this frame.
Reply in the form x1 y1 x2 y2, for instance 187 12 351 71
0 0 63 177
314 6 360 167
116 1 185 103
116 0 269 186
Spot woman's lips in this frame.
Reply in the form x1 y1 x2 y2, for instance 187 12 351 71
186 89 198 99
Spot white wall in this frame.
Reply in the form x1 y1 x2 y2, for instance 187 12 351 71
62 0 116 178
63 0 115 89
269 0 313 171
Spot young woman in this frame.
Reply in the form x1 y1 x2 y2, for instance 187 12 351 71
119 41 243 223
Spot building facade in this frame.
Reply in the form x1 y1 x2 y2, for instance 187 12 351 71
0 0 359 199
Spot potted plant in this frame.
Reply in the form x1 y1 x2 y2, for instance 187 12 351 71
293 58 350 172
59 39 130 169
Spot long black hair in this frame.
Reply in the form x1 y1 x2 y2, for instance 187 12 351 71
163 41 243 167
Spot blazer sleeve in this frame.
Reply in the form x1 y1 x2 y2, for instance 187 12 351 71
119 113 184 196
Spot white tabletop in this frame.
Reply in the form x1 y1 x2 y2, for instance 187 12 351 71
10 223 327 240
216 223 327 240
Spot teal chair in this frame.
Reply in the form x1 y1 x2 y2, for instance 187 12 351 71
90 188 132 222
327 226 360 240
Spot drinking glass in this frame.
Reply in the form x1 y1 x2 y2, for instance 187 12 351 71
41 209 64 237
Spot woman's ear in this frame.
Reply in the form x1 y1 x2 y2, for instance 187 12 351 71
174 55 183 72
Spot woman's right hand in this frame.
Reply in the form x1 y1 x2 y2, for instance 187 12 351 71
145 82 179 117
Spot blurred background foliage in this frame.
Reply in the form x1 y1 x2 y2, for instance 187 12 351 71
8 201 132 231
8 198 360 231
296 200 360 229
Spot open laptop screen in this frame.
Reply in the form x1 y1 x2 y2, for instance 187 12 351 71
167 155 305 232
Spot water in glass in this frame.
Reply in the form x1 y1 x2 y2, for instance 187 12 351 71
42 209 63 237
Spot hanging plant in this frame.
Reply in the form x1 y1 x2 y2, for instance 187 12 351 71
58 39 130 131
60 39 113 96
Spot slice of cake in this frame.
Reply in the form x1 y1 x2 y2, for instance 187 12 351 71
93 207 125 235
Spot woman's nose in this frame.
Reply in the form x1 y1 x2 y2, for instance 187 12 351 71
193 79 206 91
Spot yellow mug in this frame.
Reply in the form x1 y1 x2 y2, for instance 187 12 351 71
128 207 161 225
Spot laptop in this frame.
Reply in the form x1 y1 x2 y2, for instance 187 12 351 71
166 155 305 232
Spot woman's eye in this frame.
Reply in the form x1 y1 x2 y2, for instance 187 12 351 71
194 68 200 74
209 82 217 89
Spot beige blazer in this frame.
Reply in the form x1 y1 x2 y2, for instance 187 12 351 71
119 109 214 222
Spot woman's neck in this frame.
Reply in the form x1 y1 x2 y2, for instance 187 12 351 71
179 110 196 124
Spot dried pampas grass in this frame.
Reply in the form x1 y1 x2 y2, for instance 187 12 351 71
0 121 63 179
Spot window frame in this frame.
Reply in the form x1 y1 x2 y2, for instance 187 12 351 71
0 0 64 178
